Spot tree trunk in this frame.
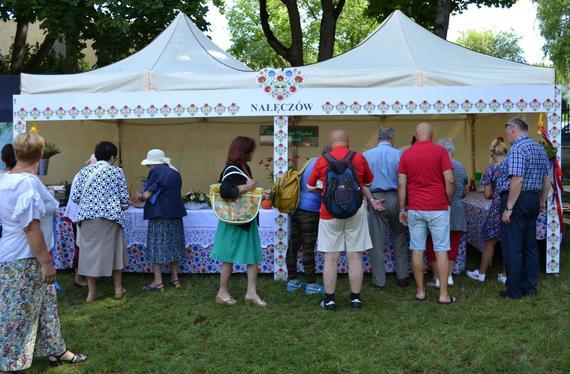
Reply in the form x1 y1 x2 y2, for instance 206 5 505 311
434 0 452 39
24 34 58 73
317 0 345 62
10 20 29 73
259 0 304 67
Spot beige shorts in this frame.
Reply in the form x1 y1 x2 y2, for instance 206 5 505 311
317 204 372 252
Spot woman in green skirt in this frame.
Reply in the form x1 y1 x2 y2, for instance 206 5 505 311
210 136 267 307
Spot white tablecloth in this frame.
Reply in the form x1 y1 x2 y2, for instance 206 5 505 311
124 207 281 249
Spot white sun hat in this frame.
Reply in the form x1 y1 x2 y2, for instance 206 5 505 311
141 149 178 171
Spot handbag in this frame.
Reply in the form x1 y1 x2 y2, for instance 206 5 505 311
209 166 263 224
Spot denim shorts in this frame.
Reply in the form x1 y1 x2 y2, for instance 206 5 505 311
408 209 450 252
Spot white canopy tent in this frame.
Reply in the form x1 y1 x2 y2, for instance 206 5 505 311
14 10 562 277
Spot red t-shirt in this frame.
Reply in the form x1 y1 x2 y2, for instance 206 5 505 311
398 140 452 211
307 146 374 220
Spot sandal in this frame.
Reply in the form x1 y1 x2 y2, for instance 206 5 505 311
438 295 457 305
215 295 237 305
48 351 87 366
143 283 164 292
85 292 104 303
244 297 268 307
415 295 426 302
170 279 181 288
114 288 127 299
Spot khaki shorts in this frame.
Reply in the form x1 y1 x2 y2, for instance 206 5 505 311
317 204 372 252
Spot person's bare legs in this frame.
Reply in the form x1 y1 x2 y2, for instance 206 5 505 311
112 269 124 296
431 261 438 281
149 264 163 286
436 252 450 302
448 261 455 278
412 251 425 299
170 262 179 283
218 262 233 299
245 264 263 300
347 251 364 293
479 238 497 275
323 252 340 294
74 269 87 287
85 276 98 302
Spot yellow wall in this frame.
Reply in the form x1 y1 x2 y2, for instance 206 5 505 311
32 113 542 196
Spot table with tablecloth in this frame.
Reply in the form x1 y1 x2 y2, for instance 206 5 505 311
51 205 467 275
464 192 547 252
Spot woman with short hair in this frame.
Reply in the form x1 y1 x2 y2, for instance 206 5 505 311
210 136 267 307
71 141 129 303
0 133 86 371
137 149 187 292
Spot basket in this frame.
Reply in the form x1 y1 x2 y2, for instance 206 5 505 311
209 184 263 224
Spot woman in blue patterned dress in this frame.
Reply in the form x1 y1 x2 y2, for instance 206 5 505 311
467 137 508 283
137 149 187 292
0 133 86 371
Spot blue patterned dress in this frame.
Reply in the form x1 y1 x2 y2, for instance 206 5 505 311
481 164 502 241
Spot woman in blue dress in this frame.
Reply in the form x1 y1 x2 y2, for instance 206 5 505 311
138 149 187 292
467 137 508 283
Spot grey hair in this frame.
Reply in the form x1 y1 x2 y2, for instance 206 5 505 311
506 117 529 131
437 138 455 155
378 128 395 140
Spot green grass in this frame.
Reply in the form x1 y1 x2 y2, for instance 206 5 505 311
28 246 569 373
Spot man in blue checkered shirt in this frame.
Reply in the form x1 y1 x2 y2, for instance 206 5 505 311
497 118 549 299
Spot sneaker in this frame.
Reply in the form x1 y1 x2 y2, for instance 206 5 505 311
350 297 363 310
305 283 324 295
286 279 306 293
497 273 507 285
466 269 486 282
448 275 454 286
320 299 336 311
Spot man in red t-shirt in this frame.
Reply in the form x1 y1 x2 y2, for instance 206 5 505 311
398 122 456 304
308 129 383 311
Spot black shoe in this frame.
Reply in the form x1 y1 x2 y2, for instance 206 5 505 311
396 277 410 288
372 283 385 291
498 291 521 300
320 299 336 311
522 291 538 297
350 297 363 309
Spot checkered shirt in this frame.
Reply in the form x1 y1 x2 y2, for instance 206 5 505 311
496 135 549 194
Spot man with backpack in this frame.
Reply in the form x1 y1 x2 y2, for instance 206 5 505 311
307 129 382 310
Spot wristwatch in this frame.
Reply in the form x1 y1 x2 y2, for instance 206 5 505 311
506 207 513 211
400 208 407 213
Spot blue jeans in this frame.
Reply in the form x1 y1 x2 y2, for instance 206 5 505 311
500 192 540 298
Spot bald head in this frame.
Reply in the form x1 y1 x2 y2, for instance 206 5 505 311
330 129 349 147
415 122 433 142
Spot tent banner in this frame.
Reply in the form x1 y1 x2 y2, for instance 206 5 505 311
12 85 557 123
0 122 12 169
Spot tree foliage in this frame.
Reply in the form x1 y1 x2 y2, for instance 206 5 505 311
0 0 221 74
454 29 526 63
365 0 517 39
226 0 377 69
534 0 570 84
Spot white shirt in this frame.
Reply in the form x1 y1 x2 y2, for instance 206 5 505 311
0 173 59 262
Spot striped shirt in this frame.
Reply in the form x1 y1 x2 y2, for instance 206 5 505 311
496 135 549 194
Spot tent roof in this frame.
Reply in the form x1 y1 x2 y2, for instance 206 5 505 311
21 12 254 94
302 10 555 88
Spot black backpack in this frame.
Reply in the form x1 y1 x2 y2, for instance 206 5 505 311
322 151 363 219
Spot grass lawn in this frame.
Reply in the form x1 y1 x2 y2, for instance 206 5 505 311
28 245 568 373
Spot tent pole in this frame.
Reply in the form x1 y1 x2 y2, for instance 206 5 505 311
273 115 289 281
117 119 123 166
468 114 476 178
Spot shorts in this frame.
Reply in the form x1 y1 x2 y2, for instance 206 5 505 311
317 204 372 252
426 231 463 261
408 209 450 252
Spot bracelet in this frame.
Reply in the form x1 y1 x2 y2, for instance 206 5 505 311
400 209 407 213
369 198 375 202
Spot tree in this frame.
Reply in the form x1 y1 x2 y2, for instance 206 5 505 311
534 0 570 84
226 0 377 69
365 0 517 39
0 0 221 74
454 29 526 63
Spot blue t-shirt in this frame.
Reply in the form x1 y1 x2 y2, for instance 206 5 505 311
297 159 321 213
143 164 187 220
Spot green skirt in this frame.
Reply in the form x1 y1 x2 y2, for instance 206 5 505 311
210 221 262 265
